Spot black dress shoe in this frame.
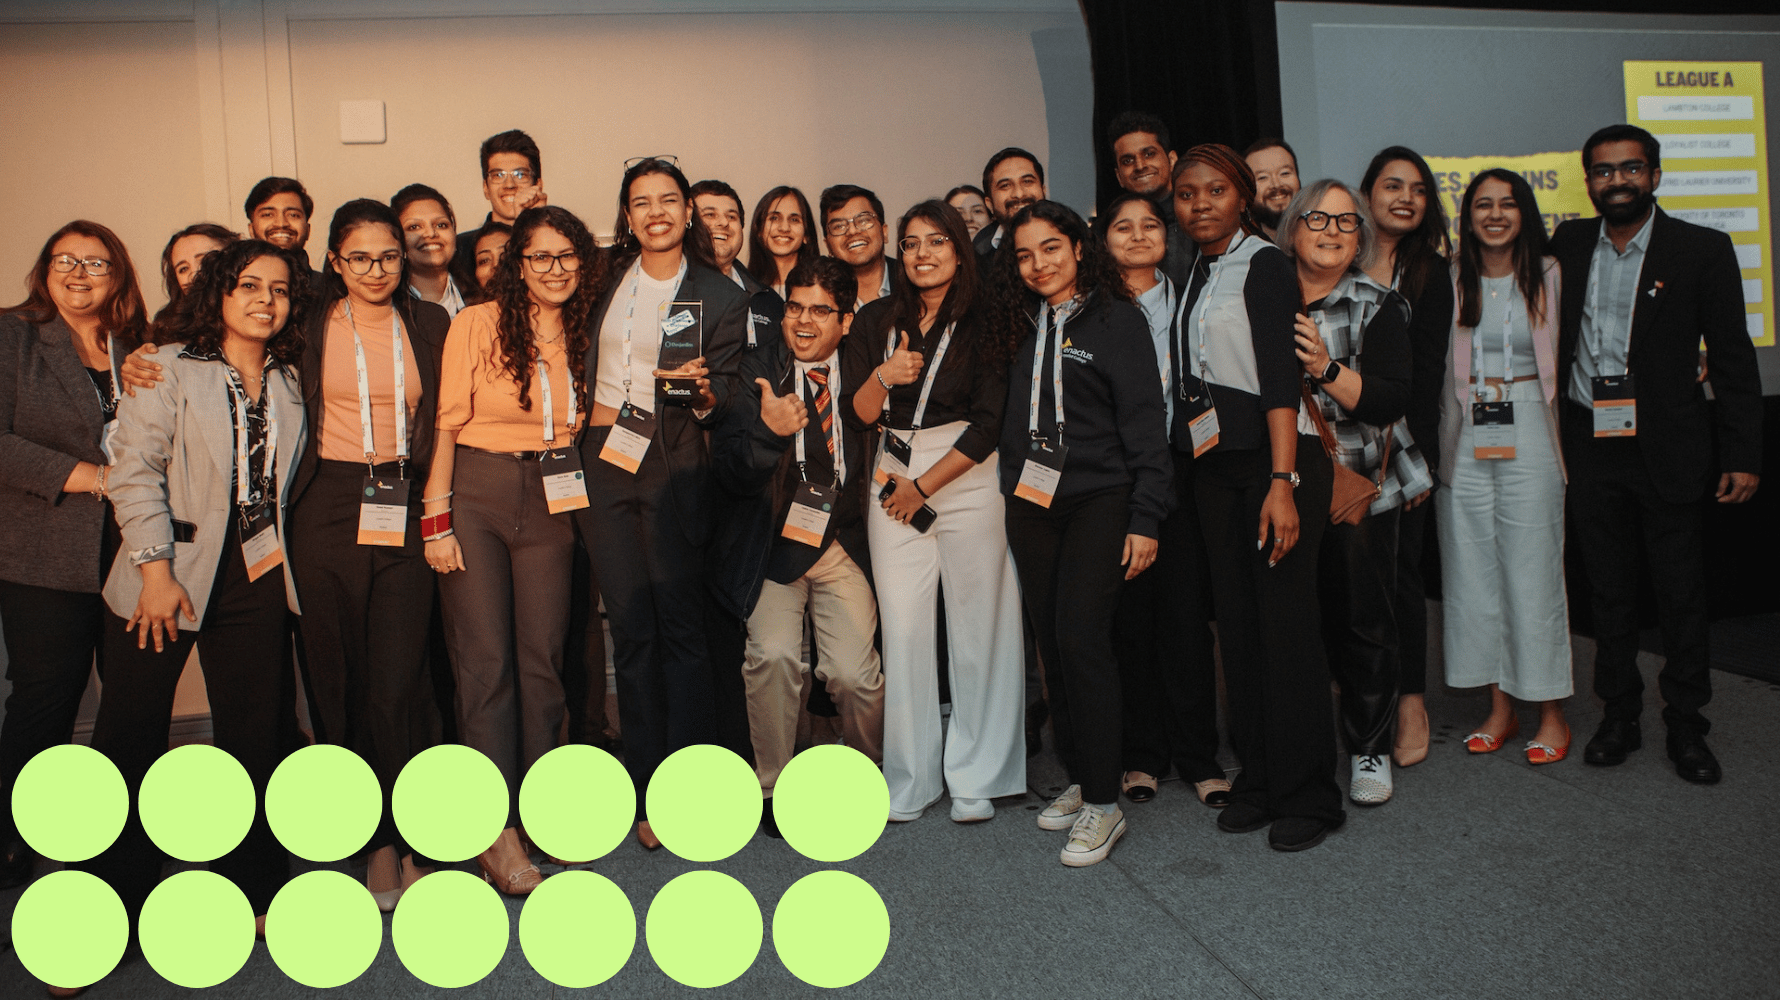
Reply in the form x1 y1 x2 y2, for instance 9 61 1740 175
1216 801 1270 834
1583 719 1642 766
1268 813 1345 853
0 839 33 891
760 798 783 839
1667 731 1722 785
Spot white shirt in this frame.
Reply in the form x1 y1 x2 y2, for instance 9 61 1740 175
794 350 846 483
1134 271 1175 428
594 267 678 410
1570 209 1654 405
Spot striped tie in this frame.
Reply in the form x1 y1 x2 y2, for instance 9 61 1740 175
808 366 834 453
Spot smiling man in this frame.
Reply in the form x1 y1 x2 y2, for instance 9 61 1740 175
710 256 884 838
244 177 315 274
1108 111 1192 283
691 179 757 292
451 130 546 277
819 184 899 309
974 147 1047 258
1243 138 1301 242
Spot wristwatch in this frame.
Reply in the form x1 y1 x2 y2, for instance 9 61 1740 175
1318 359 1343 384
1270 471 1300 488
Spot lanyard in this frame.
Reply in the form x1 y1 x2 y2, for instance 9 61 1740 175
536 359 576 447
1176 231 1246 391
1139 272 1174 397
881 322 954 430
227 369 278 506
1585 240 1635 376
1472 280 1515 401
794 361 844 486
341 300 408 469
620 255 689 406
1028 301 1075 439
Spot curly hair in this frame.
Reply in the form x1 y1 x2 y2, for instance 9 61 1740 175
157 240 310 365
4 220 150 348
1172 143 1265 242
486 205 603 415
981 200 1131 367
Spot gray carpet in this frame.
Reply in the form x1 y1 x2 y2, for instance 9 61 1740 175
5 620 1777 998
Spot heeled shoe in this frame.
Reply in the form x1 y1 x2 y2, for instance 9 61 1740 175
636 820 662 851
1463 716 1520 754
1393 702 1430 768
369 857 404 913
1526 724 1572 765
477 853 543 896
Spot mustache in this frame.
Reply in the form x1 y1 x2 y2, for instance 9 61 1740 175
1261 186 1293 201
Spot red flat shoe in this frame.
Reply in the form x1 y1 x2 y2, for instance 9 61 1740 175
1526 724 1572 765
1464 716 1520 754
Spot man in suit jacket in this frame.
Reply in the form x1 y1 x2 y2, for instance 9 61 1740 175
973 147 1047 260
1553 124 1762 784
710 257 883 837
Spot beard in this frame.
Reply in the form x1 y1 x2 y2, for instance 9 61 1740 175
1593 185 1657 226
1251 201 1283 229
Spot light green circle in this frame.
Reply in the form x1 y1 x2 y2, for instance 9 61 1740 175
645 870 761 987
392 744 506 863
645 745 759 862
12 744 128 862
772 871 890 988
391 869 509 988
517 870 635 987
265 870 383 987
266 744 382 862
139 870 254 988
774 744 890 862
138 743 255 863
518 744 633 863
11 870 128 989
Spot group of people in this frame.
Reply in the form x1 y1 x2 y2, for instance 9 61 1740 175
0 113 1762 992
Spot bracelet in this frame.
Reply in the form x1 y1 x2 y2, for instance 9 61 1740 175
421 511 452 538
421 491 453 503
911 477 929 499
423 528 455 543
876 370 893 391
91 464 109 498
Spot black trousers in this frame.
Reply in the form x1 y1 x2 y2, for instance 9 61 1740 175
1114 456 1221 783
1196 439 1341 824
561 536 612 746
85 516 299 916
0 582 105 846
1562 406 1712 734
1006 486 1129 805
288 460 438 859
1393 498 1432 696
576 428 716 821
1319 507 1401 756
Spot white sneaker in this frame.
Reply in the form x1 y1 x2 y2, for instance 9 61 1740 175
1060 804 1126 867
950 797 994 823
1037 784 1083 830
1349 754 1393 805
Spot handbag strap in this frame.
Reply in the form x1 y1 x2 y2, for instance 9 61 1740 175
1301 378 1395 490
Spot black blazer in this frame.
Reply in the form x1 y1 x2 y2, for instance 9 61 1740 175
0 314 115 592
578 259 748 546
1552 207 1763 502
708 337 872 617
973 222 1003 261
291 293 450 505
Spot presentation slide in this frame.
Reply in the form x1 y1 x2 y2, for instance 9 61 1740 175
1276 4 1780 386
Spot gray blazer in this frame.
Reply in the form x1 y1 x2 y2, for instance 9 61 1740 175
102 345 305 627
0 313 114 592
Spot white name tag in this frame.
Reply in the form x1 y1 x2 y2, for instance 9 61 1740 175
1592 374 1636 438
541 448 590 514
1472 401 1516 460
874 429 912 486
599 403 655 474
781 482 838 547
357 477 409 546
241 510 284 582
1012 437 1067 508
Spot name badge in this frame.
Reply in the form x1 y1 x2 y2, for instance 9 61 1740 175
542 448 590 514
357 476 410 546
1592 374 1636 437
1472 401 1516 460
875 429 913 485
1013 436 1068 508
599 402 656 473
240 505 284 582
781 481 839 547
1180 388 1220 458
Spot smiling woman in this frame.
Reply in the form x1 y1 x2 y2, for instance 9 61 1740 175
746 185 816 297
393 183 467 318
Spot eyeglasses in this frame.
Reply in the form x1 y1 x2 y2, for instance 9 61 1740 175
50 254 113 277
826 212 880 238
783 301 842 321
1300 211 1361 233
486 169 536 185
623 155 679 171
524 251 582 273
1587 160 1648 181
898 234 953 254
340 251 404 275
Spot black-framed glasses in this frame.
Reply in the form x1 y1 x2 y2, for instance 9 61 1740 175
623 155 679 171
50 254 113 277
524 251 582 273
340 251 404 275
783 301 842 321
826 212 880 237
898 234 953 254
1300 211 1361 233
485 168 536 185
1587 160 1648 181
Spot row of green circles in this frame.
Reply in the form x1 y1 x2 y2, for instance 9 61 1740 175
10 742 892 989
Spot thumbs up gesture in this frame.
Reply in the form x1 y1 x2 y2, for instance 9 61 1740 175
877 331 925 387
756 377 809 438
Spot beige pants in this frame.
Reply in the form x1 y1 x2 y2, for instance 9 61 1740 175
744 544 885 794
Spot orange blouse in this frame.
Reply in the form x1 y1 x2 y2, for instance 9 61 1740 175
436 301 582 452
318 304 423 464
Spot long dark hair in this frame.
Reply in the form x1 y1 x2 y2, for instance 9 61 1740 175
1455 168 1549 330
4 220 149 348
983 200 1130 367
609 158 717 274
322 199 410 304
745 185 816 287
155 223 238 327
157 240 309 365
881 200 980 351
464 221 512 305
487 205 601 415
1171 144 1264 242
1360 146 1450 303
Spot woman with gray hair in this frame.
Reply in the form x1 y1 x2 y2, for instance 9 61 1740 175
1280 178 1431 807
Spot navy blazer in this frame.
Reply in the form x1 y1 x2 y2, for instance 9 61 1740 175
578 258 748 547
1552 207 1762 502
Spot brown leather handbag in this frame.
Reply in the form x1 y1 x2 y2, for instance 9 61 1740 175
1300 381 1390 526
